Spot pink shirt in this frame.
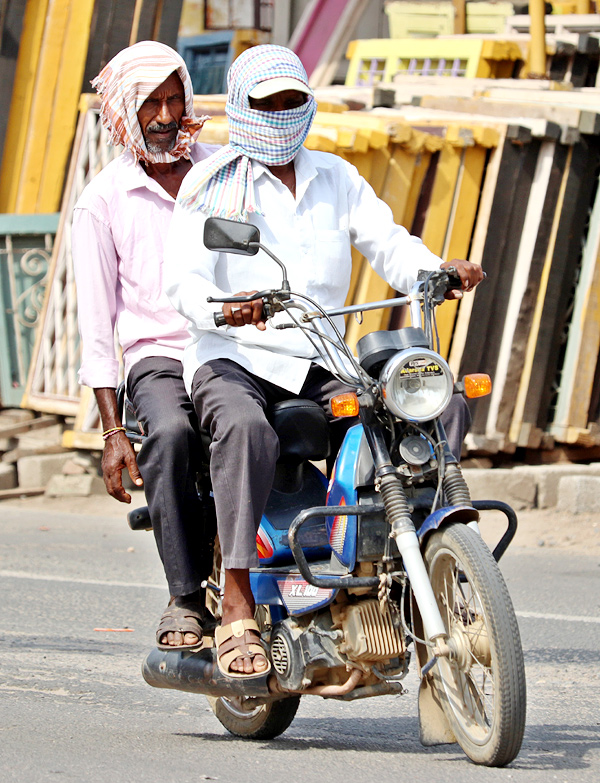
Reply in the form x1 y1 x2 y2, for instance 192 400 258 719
72 143 218 388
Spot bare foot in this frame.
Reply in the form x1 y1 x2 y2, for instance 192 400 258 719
219 568 268 675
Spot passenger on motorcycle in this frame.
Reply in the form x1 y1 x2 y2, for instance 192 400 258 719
165 44 484 678
73 42 217 653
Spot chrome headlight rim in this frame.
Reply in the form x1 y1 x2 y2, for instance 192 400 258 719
380 347 453 422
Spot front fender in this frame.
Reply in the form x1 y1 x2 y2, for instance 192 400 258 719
417 505 480 546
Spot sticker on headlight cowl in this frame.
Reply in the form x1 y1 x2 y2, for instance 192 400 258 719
400 358 444 376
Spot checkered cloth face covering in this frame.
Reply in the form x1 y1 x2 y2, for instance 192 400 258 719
92 40 209 164
178 45 316 221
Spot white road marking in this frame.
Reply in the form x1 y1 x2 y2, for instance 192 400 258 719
516 610 600 625
0 569 164 590
1 570 598 625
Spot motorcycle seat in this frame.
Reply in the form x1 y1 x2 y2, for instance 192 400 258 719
268 398 330 463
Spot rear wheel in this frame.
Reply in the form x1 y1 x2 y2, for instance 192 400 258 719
207 693 301 739
206 590 300 740
423 523 526 766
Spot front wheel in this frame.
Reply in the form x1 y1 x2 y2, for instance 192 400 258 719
423 523 526 766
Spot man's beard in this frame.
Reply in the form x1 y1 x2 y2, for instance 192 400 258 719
144 123 178 154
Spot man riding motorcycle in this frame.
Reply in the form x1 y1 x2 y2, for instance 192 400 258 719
164 45 484 679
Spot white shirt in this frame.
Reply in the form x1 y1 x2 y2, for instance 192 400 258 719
72 143 219 388
165 147 443 394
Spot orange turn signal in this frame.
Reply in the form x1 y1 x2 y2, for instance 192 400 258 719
463 373 492 399
331 393 360 418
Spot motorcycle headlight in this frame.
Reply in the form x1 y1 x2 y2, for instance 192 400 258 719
380 348 453 422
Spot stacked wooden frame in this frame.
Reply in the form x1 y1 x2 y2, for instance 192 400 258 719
20 74 600 458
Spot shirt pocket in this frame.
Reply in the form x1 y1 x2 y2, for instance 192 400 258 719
308 229 352 292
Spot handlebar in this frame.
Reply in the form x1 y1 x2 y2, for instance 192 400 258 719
210 268 472 328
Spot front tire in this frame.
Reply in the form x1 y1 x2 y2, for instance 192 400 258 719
423 523 526 766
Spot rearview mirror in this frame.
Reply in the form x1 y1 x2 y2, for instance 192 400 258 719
203 217 260 255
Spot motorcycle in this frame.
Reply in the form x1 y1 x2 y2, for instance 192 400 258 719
123 216 526 766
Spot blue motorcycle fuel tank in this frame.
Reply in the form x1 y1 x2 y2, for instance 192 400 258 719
325 424 364 572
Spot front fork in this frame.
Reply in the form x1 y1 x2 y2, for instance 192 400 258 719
361 401 447 642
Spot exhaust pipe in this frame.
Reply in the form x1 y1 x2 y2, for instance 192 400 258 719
142 647 273 699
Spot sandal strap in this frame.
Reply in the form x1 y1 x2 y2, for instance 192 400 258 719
215 619 267 671
156 604 205 640
215 618 260 646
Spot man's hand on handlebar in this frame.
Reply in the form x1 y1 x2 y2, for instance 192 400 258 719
223 291 268 331
440 259 485 300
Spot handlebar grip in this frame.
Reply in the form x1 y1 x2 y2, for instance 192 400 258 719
213 312 227 327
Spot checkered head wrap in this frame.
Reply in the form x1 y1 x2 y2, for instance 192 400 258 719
178 45 316 221
92 41 209 164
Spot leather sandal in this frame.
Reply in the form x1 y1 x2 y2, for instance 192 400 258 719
156 603 206 651
215 618 272 679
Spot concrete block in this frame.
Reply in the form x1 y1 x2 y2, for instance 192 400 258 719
527 464 600 508
557 475 600 514
17 452 77 488
17 423 64 451
463 468 537 510
0 463 17 490
0 409 35 426
45 474 106 497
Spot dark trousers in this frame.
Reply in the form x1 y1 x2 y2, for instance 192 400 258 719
191 360 354 570
127 357 212 596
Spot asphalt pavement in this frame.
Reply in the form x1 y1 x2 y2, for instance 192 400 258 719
0 499 599 783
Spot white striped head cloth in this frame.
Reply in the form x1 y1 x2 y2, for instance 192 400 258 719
178 45 316 221
92 40 209 164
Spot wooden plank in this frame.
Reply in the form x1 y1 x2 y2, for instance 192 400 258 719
0 0 28 167
550 161 600 441
400 104 562 142
81 0 136 90
496 142 569 440
515 136 600 444
0 487 45 499
483 86 600 108
36 0 96 212
154 0 185 46
0 0 49 212
420 140 464 259
457 129 537 434
0 415 58 439
417 94 599 133
506 13 600 35
484 140 557 442
345 144 400 349
15 0 71 213
438 143 488 359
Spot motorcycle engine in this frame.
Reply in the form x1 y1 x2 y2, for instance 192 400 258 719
269 599 406 692
331 599 406 664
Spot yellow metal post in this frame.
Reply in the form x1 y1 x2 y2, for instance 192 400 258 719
453 0 466 35
528 0 547 79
